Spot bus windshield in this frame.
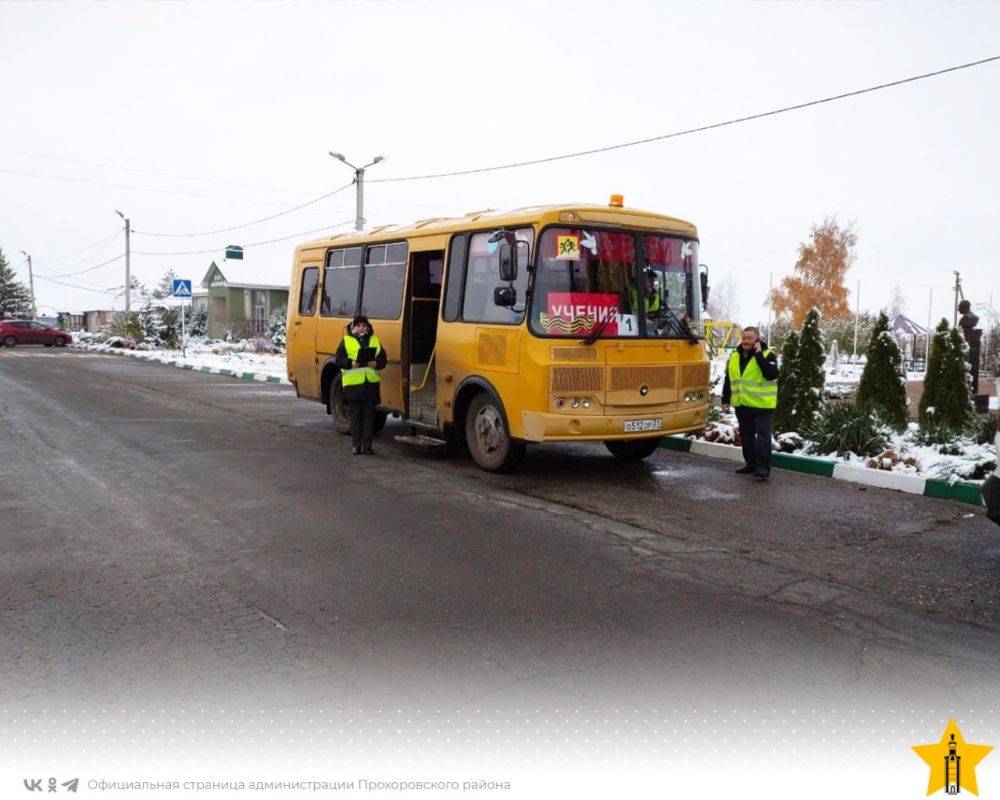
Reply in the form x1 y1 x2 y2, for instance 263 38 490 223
529 228 701 340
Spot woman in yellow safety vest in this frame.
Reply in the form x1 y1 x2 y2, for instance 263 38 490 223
334 315 387 455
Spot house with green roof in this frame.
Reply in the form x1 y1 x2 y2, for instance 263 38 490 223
193 261 289 339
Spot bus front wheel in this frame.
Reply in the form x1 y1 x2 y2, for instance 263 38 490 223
604 437 662 461
330 374 352 435
465 392 525 473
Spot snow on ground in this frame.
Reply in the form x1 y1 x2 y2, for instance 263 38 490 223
73 335 287 381
701 410 996 483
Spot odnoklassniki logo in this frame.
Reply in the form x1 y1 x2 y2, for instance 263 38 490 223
913 719 993 796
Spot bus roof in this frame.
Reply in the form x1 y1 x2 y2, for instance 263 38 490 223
294 203 697 255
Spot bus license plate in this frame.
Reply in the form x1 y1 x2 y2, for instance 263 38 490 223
623 419 662 433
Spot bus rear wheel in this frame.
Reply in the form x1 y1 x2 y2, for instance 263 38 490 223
465 392 525 473
604 437 662 461
330 373 387 437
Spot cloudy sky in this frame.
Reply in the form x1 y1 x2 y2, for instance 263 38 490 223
2 1 998 328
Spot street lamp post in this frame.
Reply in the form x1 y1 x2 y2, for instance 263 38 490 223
115 209 131 315
329 152 386 232
18 250 36 319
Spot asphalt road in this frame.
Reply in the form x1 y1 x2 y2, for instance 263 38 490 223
2 349 998 723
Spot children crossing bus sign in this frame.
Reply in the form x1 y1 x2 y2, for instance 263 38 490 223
555 234 580 260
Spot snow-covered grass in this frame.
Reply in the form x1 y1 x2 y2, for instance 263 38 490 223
705 349 1000 481
72 333 287 382
701 410 996 483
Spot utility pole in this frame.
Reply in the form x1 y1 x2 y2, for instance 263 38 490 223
852 279 861 357
766 273 773 339
926 288 933 368
329 152 386 231
952 270 962 326
116 210 131 314
18 250 36 319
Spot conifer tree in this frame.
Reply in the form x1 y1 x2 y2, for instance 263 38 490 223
919 319 974 432
0 247 33 319
792 307 826 425
187 305 208 337
855 311 908 430
774 330 800 432
269 305 287 350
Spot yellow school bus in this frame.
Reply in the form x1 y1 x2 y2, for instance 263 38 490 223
286 197 710 471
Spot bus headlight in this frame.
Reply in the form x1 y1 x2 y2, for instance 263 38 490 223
684 391 706 403
571 398 580 409
582 399 591 409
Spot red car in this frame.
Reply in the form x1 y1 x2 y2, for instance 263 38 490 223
0 320 73 348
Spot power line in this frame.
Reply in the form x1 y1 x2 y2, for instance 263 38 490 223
34 273 115 294
1 148 322 197
35 237 123 278
133 220 355 256
0 167 348 211
37 227 122 262
371 55 1000 184
133 182 355 238
39 253 126 279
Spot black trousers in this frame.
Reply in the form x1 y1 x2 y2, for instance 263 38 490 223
348 397 376 448
735 406 773 474
983 475 1000 527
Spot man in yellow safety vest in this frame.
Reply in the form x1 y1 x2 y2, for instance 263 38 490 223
334 315 387 455
721 326 779 480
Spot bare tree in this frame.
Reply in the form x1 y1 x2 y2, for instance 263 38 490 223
888 283 906 321
706 271 741 323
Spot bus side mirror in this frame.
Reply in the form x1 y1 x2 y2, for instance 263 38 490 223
494 286 516 307
700 269 710 311
498 243 518 282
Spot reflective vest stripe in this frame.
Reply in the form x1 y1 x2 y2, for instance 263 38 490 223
627 285 660 313
727 348 777 409
342 334 382 386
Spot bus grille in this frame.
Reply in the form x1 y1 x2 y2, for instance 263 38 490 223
680 362 710 386
550 346 599 361
551 366 603 393
609 366 677 392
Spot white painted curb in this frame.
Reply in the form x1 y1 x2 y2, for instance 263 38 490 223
689 440 745 462
831 463 927 495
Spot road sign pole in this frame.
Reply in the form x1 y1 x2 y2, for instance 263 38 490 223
171 278 192 357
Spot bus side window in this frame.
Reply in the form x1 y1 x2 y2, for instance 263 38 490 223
322 247 362 317
461 229 532 324
360 241 407 320
298 267 319 316
443 234 468 322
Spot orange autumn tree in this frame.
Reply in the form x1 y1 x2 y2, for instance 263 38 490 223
771 217 856 326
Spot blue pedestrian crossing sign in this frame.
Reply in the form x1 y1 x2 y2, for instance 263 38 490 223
172 279 193 298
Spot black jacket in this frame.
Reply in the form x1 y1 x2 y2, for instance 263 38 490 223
721 340 779 406
334 329 388 401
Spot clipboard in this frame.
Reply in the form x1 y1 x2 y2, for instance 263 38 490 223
354 346 377 365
